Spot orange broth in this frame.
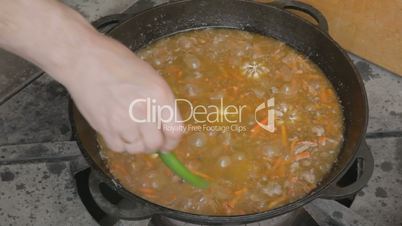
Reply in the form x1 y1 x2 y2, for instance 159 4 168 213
100 29 344 215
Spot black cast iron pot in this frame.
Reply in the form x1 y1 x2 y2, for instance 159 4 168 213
70 0 374 224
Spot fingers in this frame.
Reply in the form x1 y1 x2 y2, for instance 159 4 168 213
102 87 183 154
105 123 160 154
119 124 145 154
156 94 184 152
102 133 125 153
118 121 141 143
139 121 164 153
160 111 184 151
124 140 146 154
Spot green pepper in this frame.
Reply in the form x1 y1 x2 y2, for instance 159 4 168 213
158 152 208 189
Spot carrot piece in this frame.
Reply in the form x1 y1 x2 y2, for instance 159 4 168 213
290 176 299 183
290 139 299 153
269 157 289 178
288 188 296 196
144 158 154 168
318 136 327 146
164 66 183 77
290 79 299 92
302 80 309 92
277 161 288 177
144 193 157 198
166 194 177 203
319 88 332 104
303 183 317 192
223 202 234 213
234 188 247 196
281 124 288 149
219 66 229 78
138 187 156 195
110 164 129 176
227 199 238 208
232 86 239 91
138 188 158 199
228 188 247 208
272 157 282 169
268 195 288 209
192 170 213 180
294 151 311 161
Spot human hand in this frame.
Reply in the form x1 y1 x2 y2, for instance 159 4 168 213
64 36 184 153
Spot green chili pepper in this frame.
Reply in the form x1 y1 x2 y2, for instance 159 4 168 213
158 152 208 189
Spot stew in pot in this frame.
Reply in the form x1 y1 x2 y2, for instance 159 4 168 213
99 29 344 215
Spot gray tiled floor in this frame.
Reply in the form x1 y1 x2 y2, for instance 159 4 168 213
0 162 97 226
350 55 402 134
0 75 71 146
0 49 42 104
62 0 137 21
352 137 402 226
0 141 80 164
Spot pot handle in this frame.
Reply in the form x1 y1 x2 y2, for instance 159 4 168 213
87 170 160 221
269 1 329 33
318 142 374 199
92 14 128 33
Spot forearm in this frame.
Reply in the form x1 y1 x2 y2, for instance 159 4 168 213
0 0 183 153
0 0 103 87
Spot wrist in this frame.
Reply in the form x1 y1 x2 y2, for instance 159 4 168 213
43 29 105 88
36 14 102 85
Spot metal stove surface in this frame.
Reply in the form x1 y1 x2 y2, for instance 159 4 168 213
1 0 402 226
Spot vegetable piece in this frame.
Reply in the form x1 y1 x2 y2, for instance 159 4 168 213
159 152 209 188
293 141 318 154
290 139 299 153
318 136 327 146
294 151 311 161
268 195 288 209
269 157 288 178
277 162 287 177
138 187 158 199
294 143 312 154
319 88 332 104
165 194 177 203
164 65 183 77
228 188 248 208
143 194 157 199
138 187 156 195
234 188 247 196
110 163 129 177
192 170 213 180
144 158 154 168
280 124 288 149
272 157 283 169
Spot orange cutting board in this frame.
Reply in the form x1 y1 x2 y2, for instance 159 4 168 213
258 0 402 76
